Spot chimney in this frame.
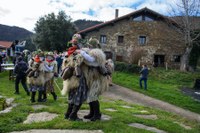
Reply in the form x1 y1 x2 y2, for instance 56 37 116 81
115 9 119 19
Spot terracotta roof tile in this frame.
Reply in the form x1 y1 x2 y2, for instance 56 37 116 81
0 41 13 48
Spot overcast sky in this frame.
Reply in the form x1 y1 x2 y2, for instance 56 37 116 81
0 0 176 32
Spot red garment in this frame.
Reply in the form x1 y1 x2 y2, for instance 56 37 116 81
34 55 41 63
46 58 54 63
46 55 55 63
67 45 77 56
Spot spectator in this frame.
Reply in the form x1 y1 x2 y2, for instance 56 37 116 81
139 64 149 90
0 52 2 72
55 53 63 74
13 51 22 65
2 51 6 64
14 56 30 95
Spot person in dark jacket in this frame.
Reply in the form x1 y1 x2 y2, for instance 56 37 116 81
0 53 2 72
14 56 30 95
55 54 63 74
13 51 22 65
139 64 149 90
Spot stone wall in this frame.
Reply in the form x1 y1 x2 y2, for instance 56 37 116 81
84 19 185 68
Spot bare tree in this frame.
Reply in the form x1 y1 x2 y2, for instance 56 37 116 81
170 0 200 71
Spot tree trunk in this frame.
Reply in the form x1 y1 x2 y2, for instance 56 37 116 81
180 47 192 71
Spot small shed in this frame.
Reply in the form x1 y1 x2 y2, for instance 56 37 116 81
0 41 14 57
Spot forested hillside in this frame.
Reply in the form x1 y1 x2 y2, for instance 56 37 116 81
0 24 33 41
0 19 101 42
74 19 103 31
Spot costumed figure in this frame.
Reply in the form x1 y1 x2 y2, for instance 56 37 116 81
25 50 44 77
78 38 109 121
105 59 115 86
61 34 88 121
23 49 31 63
43 52 58 101
27 54 46 103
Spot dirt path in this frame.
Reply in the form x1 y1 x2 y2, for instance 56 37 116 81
102 84 200 122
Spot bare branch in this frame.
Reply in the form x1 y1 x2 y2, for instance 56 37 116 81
168 0 200 71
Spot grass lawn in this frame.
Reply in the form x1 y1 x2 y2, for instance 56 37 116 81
0 71 200 133
112 68 200 114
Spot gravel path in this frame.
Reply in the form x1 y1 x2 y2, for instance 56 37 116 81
102 84 200 122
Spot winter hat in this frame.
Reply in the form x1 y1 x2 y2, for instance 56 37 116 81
45 52 55 62
70 34 82 45
87 38 101 48
23 49 30 55
72 34 82 40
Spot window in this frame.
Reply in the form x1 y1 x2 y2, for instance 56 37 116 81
118 36 124 43
145 16 153 21
116 55 123 61
100 35 107 44
133 15 154 21
173 55 181 62
139 36 146 45
133 15 142 21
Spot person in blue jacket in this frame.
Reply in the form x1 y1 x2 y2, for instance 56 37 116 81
139 64 149 90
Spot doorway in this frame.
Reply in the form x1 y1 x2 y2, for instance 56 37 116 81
104 51 113 60
154 55 165 67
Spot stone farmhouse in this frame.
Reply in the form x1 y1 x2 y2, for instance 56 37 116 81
78 7 186 68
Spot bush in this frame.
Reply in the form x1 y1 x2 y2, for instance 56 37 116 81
0 97 6 111
115 61 141 73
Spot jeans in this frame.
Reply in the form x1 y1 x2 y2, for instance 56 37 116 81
140 77 147 90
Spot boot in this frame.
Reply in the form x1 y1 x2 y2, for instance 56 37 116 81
69 104 82 121
51 92 57 101
83 102 94 119
42 91 47 102
30 92 36 103
22 85 30 96
26 91 30 96
38 91 44 102
90 101 101 121
64 103 74 119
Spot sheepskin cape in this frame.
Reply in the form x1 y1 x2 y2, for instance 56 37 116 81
61 54 83 95
83 48 108 102
61 48 109 101
27 60 56 86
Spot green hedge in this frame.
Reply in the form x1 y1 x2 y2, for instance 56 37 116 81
114 61 141 73
0 97 6 111
189 43 200 69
